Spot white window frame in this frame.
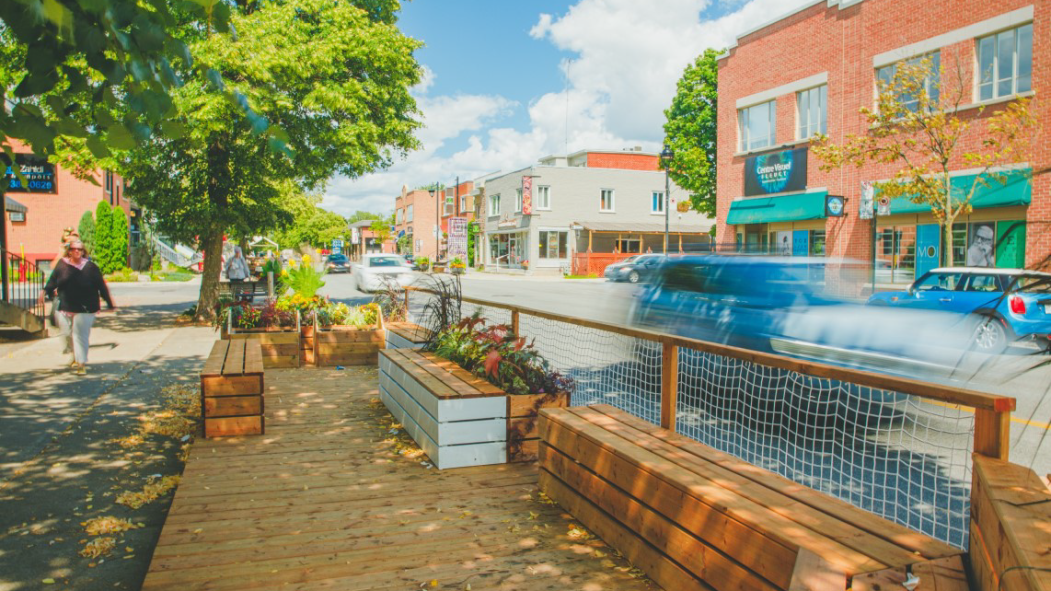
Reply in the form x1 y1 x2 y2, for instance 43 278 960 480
460 195 466 213
600 189 615 212
515 188 522 213
876 51 940 113
651 191 664 215
406 204 414 223
976 23 1032 102
536 185 551 210
489 193 500 217
738 100 776 152
796 85 827 139
537 229 569 260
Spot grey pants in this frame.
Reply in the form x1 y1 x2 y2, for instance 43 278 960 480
57 313 96 364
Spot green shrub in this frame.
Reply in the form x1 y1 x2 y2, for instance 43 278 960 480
285 265 326 299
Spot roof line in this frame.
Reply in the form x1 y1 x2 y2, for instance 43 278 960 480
718 0 866 60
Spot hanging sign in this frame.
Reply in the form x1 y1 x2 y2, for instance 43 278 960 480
521 176 533 215
859 182 875 220
743 148 807 196
825 195 845 217
447 217 468 258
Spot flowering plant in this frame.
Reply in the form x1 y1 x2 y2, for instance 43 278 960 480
449 257 466 269
427 312 574 396
221 299 296 330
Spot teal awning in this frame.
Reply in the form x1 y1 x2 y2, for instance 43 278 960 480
727 191 828 225
888 169 1031 215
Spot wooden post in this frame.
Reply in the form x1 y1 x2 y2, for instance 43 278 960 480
511 310 520 337
974 408 1010 461
403 288 410 317
661 341 678 432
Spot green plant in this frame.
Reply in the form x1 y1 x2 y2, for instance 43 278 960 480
449 257 465 269
426 312 575 396
285 264 326 299
415 256 430 271
78 211 96 254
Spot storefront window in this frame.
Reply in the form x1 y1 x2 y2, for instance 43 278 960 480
615 239 641 253
488 233 528 267
876 225 916 284
539 231 568 259
809 231 826 256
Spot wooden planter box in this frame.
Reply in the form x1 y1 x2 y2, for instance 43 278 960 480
227 329 300 368
378 348 569 469
315 325 384 366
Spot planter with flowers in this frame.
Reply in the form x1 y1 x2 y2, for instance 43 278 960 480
219 300 302 368
449 257 466 275
378 312 573 469
311 301 386 367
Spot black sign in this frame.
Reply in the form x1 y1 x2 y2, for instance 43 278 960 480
3 154 57 194
744 147 807 196
825 195 845 217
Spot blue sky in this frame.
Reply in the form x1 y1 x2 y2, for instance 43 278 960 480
323 0 815 216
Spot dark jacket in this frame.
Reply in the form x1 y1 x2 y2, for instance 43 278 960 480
44 259 114 314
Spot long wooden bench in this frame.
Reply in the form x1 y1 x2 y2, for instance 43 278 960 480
539 404 968 591
201 339 265 437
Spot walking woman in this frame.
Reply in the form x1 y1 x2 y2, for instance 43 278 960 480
39 241 115 374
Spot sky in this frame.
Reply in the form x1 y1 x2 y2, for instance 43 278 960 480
321 0 815 217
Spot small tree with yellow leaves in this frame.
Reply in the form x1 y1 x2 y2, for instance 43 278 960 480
811 58 1036 267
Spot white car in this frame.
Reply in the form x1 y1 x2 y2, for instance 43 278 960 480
352 253 415 293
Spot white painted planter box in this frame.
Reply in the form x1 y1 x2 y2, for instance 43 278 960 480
378 350 507 469
384 322 429 350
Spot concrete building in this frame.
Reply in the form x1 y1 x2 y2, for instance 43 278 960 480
480 149 714 274
717 0 1049 288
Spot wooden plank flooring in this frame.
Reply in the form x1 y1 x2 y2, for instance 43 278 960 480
143 367 656 591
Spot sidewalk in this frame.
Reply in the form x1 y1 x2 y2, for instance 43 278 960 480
0 299 216 590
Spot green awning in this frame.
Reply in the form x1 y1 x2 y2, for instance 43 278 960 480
888 169 1031 215
727 191 827 225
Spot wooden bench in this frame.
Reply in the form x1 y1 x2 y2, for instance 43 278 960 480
539 404 968 591
218 280 267 302
384 321 431 350
201 339 265 437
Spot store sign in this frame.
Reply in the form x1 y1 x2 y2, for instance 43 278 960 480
877 196 891 217
521 176 533 215
744 148 807 196
497 215 518 228
825 195 845 217
3 154 57 194
859 182 875 220
332 239 343 255
447 217 468 258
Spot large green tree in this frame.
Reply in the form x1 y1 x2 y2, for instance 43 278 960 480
274 192 350 248
662 48 719 217
124 0 421 320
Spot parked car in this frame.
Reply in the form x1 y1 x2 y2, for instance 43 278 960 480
604 254 666 283
325 254 351 273
352 253 414 293
867 267 1051 353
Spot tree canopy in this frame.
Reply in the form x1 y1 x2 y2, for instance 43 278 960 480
662 48 719 217
274 193 349 248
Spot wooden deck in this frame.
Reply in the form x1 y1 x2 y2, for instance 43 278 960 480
142 367 655 591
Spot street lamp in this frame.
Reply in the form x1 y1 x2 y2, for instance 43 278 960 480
660 146 674 254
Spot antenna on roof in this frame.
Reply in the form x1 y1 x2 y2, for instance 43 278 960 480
564 63 569 156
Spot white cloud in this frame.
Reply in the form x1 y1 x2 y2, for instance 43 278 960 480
323 0 815 216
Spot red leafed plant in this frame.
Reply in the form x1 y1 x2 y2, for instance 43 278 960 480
427 311 575 396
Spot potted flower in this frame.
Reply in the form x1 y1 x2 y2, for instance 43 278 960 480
415 256 430 272
449 257 466 275
220 299 302 368
378 308 574 469
313 301 385 366
521 259 529 271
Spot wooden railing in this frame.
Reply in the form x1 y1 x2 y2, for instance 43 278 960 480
406 287 1016 461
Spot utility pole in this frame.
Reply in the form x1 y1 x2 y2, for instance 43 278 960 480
434 181 441 261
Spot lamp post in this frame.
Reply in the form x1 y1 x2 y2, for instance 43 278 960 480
660 146 674 254
431 182 441 260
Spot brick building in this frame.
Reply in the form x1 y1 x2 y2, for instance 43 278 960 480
393 186 441 260
717 0 1049 287
3 140 135 270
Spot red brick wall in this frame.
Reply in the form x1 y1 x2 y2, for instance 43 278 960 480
716 0 1049 270
586 152 660 171
4 140 131 264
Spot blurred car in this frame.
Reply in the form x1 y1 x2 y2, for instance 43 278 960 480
325 254 351 273
604 254 666 283
352 253 414 293
868 267 1051 353
403 254 415 266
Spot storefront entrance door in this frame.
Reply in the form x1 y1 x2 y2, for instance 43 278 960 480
916 224 940 277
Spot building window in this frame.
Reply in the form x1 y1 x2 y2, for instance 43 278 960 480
876 52 940 112
444 194 453 216
797 85 827 139
615 239 640 254
539 231 568 259
738 100 775 151
600 189 615 212
651 191 664 214
536 186 551 210
489 193 500 217
809 230 826 256
460 195 467 213
977 24 1032 102
406 205 413 223
395 210 403 225
515 188 522 213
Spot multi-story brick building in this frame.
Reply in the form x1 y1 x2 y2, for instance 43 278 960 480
717 0 1048 287
393 186 441 260
3 140 135 271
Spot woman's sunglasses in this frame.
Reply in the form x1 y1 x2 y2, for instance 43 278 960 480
68 248 84 253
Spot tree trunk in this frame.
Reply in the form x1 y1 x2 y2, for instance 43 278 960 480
943 220 955 267
194 231 224 321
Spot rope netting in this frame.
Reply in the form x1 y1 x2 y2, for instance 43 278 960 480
402 288 975 547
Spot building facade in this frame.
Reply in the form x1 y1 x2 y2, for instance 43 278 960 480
717 0 1049 287
481 149 713 274
3 140 135 271
393 186 440 260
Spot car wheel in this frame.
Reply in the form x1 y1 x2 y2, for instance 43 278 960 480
972 315 1008 354
627 271 640 284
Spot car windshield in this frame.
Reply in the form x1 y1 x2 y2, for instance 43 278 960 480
914 273 962 291
328 255 347 263
368 256 404 268
622 256 639 263
1015 276 1051 293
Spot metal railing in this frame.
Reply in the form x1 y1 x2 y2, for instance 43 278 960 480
153 235 201 268
1 247 46 318
404 286 1015 548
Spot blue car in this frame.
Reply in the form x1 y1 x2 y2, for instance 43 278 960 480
867 267 1051 353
